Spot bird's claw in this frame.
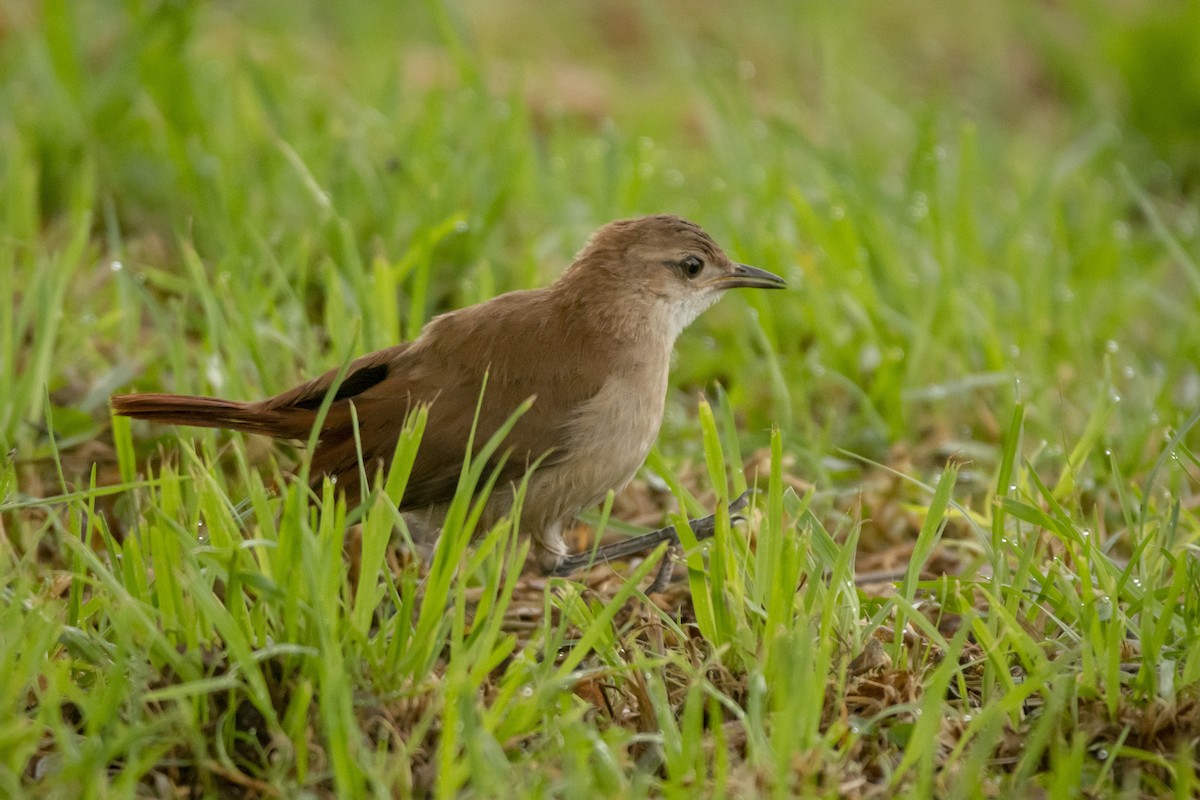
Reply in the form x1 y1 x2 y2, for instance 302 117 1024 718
548 488 758 576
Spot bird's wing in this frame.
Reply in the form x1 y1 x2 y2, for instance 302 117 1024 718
365 354 584 510
260 293 608 508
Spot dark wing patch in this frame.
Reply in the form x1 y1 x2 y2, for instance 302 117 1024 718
290 363 390 410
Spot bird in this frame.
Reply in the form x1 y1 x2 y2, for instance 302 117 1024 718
111 214 786 574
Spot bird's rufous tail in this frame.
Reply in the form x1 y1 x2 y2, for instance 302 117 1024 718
110 393 309 439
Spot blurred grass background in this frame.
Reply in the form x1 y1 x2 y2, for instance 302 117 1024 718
2 0 1200 797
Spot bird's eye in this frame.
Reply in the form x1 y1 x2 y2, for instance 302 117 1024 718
678 255 704 279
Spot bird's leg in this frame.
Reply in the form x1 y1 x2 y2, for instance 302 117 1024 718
644 545 677 595
548 490 753 577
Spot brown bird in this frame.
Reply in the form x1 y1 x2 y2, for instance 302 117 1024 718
111 215 786 574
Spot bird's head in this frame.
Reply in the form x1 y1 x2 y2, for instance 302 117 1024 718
561 214 786 339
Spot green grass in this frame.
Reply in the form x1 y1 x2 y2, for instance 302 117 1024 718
3 0 1200 797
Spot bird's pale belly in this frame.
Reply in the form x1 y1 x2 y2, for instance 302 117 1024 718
553 368 668 510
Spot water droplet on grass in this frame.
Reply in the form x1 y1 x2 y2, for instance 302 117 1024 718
908 192 929 221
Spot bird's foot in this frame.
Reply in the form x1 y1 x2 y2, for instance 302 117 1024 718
547 490 753 577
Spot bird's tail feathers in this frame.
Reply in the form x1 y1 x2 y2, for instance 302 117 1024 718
110 393 309 439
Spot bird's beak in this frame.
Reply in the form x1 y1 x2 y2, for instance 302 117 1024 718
712 263 787 290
